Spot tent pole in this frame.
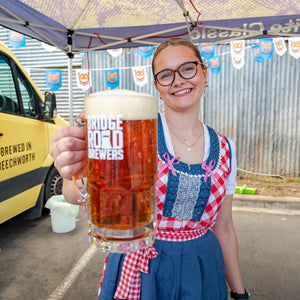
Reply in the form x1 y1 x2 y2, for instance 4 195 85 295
68 56 74 125
67 30 74 125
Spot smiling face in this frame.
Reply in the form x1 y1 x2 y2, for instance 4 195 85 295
153 44 207 113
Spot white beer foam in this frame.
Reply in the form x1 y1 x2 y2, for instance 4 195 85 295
85 90 157 120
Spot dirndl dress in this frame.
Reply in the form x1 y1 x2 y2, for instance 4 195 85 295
98 114 233 300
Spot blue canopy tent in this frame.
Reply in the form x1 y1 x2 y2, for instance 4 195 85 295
0 0 299 122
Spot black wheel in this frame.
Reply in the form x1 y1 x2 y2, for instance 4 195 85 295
43 167 63 213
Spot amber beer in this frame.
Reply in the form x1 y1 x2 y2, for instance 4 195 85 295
85 90 157 252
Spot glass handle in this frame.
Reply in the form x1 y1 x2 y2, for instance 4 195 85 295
72 175 88 204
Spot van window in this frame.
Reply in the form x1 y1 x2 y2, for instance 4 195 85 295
17 68 38 118
0 53 38 118
0 54 20 114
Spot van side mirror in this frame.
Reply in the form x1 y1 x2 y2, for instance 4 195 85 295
43 91 57 119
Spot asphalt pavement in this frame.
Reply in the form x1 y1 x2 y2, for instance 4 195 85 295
1 195 300 300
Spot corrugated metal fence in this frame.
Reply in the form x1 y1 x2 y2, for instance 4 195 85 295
0 27 85 118
1 26 299 177
201 43 299 178
82 43 299 177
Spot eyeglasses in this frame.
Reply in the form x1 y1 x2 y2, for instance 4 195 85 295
154 61 200 86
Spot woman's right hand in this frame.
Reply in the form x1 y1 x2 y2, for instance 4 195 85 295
50 124 87 181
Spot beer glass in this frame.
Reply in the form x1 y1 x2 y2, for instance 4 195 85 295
84 90 157 253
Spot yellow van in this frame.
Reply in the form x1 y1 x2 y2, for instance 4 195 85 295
0 41 68 223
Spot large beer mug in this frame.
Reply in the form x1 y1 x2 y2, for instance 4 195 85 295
84 90 157 253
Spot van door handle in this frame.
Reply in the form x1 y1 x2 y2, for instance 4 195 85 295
0 133 3 136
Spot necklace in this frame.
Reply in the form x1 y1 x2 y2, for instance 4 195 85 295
167 121 202 152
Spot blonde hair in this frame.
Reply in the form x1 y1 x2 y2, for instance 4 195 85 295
152 38 205 75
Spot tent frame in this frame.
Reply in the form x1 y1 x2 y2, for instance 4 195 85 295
1 0 299 123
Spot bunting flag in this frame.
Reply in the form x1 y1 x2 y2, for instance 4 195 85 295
259 39 273 60
273 38 287 56
200 44 215 60
46 70 62 91
138 46 153 58
230 40 245 69
230 40 245 57
9 30 25 49
107 48 122 57
131 66 148 87
288 37 300 59
105 69 119 89
24 37 298 88
76 69 92 91
231 55 245 69
208 55 221 74
41 42 57 52
252 44 263 63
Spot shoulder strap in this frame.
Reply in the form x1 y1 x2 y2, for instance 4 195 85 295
224 136 232 173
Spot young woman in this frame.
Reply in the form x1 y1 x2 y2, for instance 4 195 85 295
50 38 249 300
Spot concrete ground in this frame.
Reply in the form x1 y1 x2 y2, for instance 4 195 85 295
1 195 300 300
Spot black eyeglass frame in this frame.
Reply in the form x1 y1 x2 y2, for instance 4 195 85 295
154 61 201 86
